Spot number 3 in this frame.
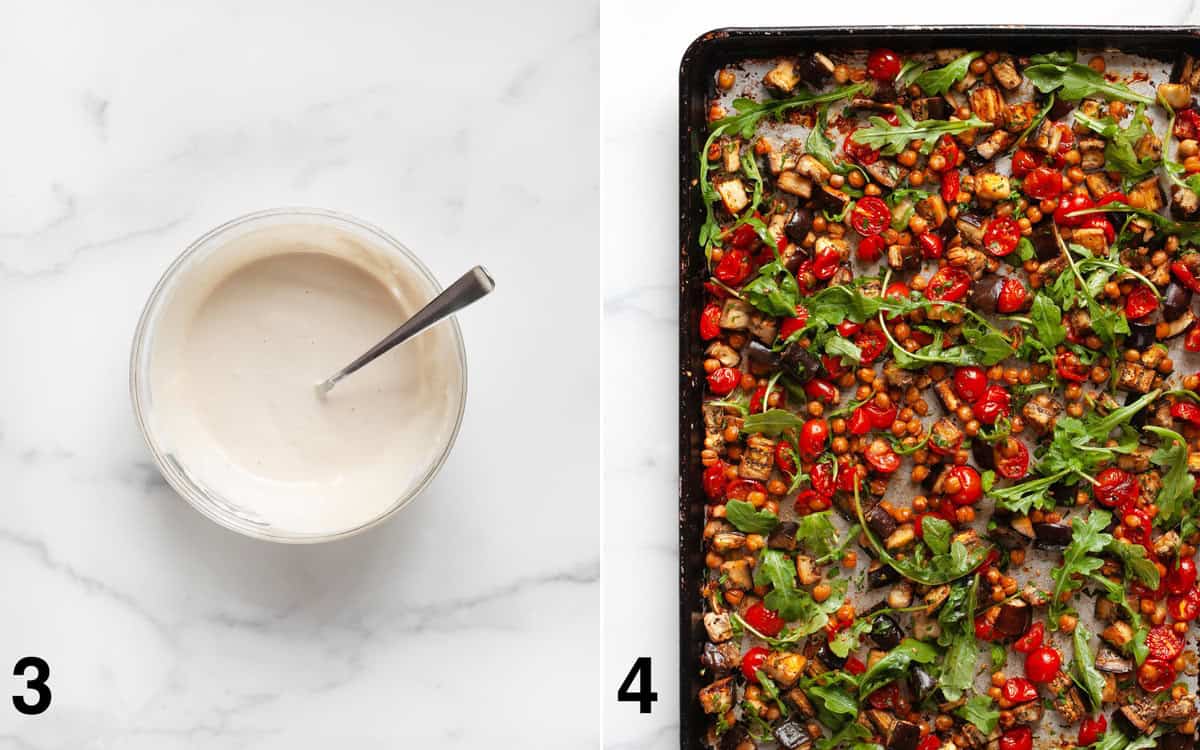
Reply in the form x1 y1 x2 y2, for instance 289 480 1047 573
12 657 51 715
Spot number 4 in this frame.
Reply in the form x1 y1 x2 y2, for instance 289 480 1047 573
616 657 657 714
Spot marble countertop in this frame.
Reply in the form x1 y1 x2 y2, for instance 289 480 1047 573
0 1 598 747
603 4 1200 749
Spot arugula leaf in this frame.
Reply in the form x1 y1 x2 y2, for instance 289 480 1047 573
806 105 851 176
989 471 1067 514
824 335 863 366
742 409 805 436
805 681 859 719
914 51 982 95
990 643 1007 670
1029 293 1067 350
743 259 800 317
754 549 840 630
1072 623 1106 710
1146 426 1195 529
937 577 980 702
1108 539 1160 590
896 58 926 88
857 639 939 698
1031 50 1077 65
954 695 1000 734
850 107 989 156
1089 573 1150 664
1049 510 1113 624
725 499 780 534
828 617 874 659
754 669 790 717
1075 105 1160 179
922 516 953 556
815 721 872 750
1024 62 1153 103
796 511 838 558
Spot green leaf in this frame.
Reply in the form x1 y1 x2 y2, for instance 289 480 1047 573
1089 573 1150 664
938 577 980 702
1024 62 1153 103
990 643 1007 670
806 105 851 176
806 682 859 719
743 260 800 317
851 108 990 156
1072 623 1106 711
914 51 982 95
922 516 953 556
1049 510 1113 624
1030 50 1076 66
815 721 872 750
755 669 790 717
1074 105 1160 179
742 409 805 436
1146 426 1195 529
954 695 1000 734
725 499 780 534
989 469 1067 514
754 549 836 629
857 639 939 698
824 335 863 366
1108 539 1160 590
1029 293 1066 350
796 511 838 559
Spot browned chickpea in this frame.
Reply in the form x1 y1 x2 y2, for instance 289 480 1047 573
717 69 736 90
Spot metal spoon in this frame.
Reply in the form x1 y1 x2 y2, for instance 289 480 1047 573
316 265 495 397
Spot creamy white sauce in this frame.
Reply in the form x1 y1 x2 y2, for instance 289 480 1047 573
147 222 463 537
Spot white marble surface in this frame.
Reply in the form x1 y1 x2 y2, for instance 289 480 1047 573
0 1 599 747
602 3 1200 748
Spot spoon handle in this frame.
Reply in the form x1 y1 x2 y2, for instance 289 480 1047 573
320 265 494 394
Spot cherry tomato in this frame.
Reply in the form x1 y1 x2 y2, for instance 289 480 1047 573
952 366 988 403
1094 467 1140 508
799 419 829 458
1176 108 1200 141
918 737 941 750
1187 325 1200 353
1023 166 1063 200
976 384 1011 425
999 727 1033 750
1125 285 1159 320
774 442 797 479
1168 558 1198 596
1123 507 1153 547
741 646 771 682
862 402 898 429
810 462 836 498
713 248 752 285
822 354 848 378
1082 214 1116 245
844 130 880 165
1078 716 1107 747
749 386 768 414
946 465 983 506
867 682 902 710
1172 401 1200 427
851 196 891 237
917 232 943 259
702 462 727 499
926 266 972 302
706 367 739 396
813 242 842 280
779 307 810 341
795 488 829 513
996 278 1029 313
744 603 785 638
1147 624 1185 662
1010 149 1039 178
1169 587 1200 622
1014 622 1044 654
844 655 867 675
933 136 959 172
730 222 760 249
974 615 996 641
866 48 902 80
725 479 766 502
804 378 838 403
1024 645 1061 683
929 425 963 457
1138 658 1177 694
848 406 873 436
1050 124 1075 167
1055 351 1090 382
1001 677 1038 704
994 438 1030 480
836 320 862 337
858 234 886 262
1172 261 1200 294
1096 190 1129 209
940 169 960 204
855 329 887 364
1053 192 1095 227
700 303 722 340
983 217 1021 257
864 439 900 474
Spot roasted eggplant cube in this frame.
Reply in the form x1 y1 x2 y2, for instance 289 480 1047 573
773 719 814 750
699 677 734 715
763 651 808 688
738 435 776 480
704 611 734 642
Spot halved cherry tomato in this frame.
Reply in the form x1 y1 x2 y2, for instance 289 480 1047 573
858 234 886 262
926 266 972 302
702 462 727 499
744 603 785 638
1014 622 1044 654
1094 467 1140 508
725 479 766 502
1010 149 1039 178
844 655 867 675
1024 645 1061 683
851 196 891 237
946 465 983 506
730 222 760 249
1172 401 1200 426
813 242 842 280
848 406 873 436
862 402 898 429
1125 285 1159 320
940 169 960 203
707 367 739 395
810 462 836 498
1023 166 1063 200
974 615 996 641
933 136 959 172
1172 261 1200 294
844 130 880 165
1082 214 1116 245
918 736 941 750
805 378 839 403
994 438 1030 480
779 305 810 341
822 354 848 378
917 232 944 259
713 248 753 285
1054 192 1094 227
953 366 988 403
1167 558 1198 596
983 217 1021 257
1055 351 1090 382
774 442 797 478
741 646 770 682
1176 108 1200 140
1050 123 1075 167
749 386 770 414
855 330 887 364
1078 716 1107 746
864 439 900 474
997 278 1029 313
1187 325 1200 353
929 425 963 457
795 488 829 513
837 320 863 337
867 682 902 710
1169 587 1200 622
976 384 1011 425
1124 507 1153 547
999 727 1033 750
1138 658 1177 694
867 49 901 80
700 303 722 340
1146 624 1185 662
799 419 829 458
1001 677 1038 704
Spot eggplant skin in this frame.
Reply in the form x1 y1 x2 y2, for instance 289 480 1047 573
1163 280 1193 322
1034 522 1073 548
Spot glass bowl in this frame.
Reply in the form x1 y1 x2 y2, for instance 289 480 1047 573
130 208 467 543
